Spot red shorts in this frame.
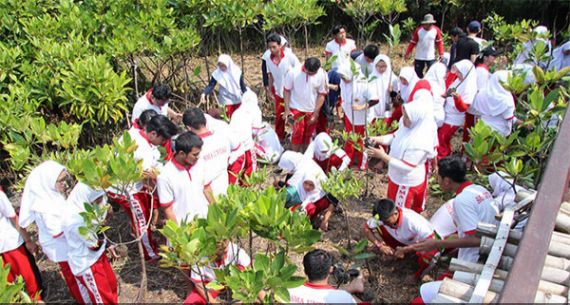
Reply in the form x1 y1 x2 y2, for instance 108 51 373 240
228 149 256 185
290 109 317 145
437 123 460 159
304 197 332 220
184 283 220 304
387 177 427 213
75 254 118 305
272 87 286 140
225 104 241 119
1 244 42 300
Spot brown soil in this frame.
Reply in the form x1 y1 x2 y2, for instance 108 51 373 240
31 44 454 303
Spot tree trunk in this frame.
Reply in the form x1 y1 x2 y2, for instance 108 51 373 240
239 27 246 74
303 23 309 58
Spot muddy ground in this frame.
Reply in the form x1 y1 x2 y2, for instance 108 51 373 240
25 43 460 303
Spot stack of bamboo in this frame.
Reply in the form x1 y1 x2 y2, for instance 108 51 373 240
431 202 570 303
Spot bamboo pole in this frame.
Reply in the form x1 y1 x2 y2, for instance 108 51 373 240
439 278 498 303
556 209 570 234
552 231 570 245
453 271 504 293
478 223 570 246
431 293 463 304
544 254 570 271
480 236 518 257
481 236 570 260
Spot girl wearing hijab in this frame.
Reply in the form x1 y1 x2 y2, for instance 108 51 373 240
201 54 247 119
278 151 333 231
387 67 418 125
471 71 516 136
368 55 399 124
19 161 86 303
0 185 43 300
437 59 478 159
304 132 350 173
367 97 438 213
64 183 118 305
337 61 378 170
423 62 447 127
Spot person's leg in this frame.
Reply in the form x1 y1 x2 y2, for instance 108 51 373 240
343 116 356 163
463 113 475 143
1 245 43 300
76 255 118 305
354 124 367 170
228 154 246 185
132 192 159 260
414 60 425 79
410 180 427 214
387 178 413 210
290 109 305 152
273 88 286 141
303 112 318 151
426 59 436 70
327 68 341 119
316 109 329 134
436 124 460 159
59 262 90 305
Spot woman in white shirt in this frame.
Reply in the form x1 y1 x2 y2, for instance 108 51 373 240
471 70 516 136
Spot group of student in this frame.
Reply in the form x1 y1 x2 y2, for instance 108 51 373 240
1 12 569 305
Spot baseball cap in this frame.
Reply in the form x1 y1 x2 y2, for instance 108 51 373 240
481 46 503 57
468 21 481 33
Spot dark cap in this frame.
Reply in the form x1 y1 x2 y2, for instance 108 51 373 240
450 27 464 37
468 21 481 33
372 199 398 222
481 46 503 57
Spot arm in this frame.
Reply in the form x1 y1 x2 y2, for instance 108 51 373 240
283 89 291 120
362 223 394 256
9 215 37 254
338 154 351 172
309 93 326 124
370 134 394 145
167 108 182 123
266 73 275 102
411 235 480 253
452 93 470 112
240 74 247 94
435 27 445 58
162 205 177 223
405 28 420 60
203 184 215 204
202 77 217 96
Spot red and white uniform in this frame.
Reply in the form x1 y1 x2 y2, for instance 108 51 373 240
196 130 231 196
263 48 300 140
184 243 251 304
228 90 261 185
366 207 435 247
64 184 117 305
283 65 328 145
338 63 378 169
379 98 437 213
0 189 42 299
471 71 516 136
212 54 243 108
289 282 356 304
131 89 169 123
325 38 357 69
438 60 478 159
157 159 209 224
354 53 376 78
107 129 161 260
452 181 498 263
304 133 350 173
368 55 399 121
405 26 444 61
429 200 457 239
424 62 447 127
254 123 284 164
475 64 491 90
286 155 329 219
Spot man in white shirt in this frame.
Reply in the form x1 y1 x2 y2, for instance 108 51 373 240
157 132 214 225
263 34 300 141
283 57 328 152
353 44 380 78
131 84 182 123
183 108 231 197
404 14 444 78
0 187 43 300
288 249 362 304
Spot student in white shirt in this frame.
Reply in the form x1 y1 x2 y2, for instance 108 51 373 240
129 109 158 138
253 122 284 164
19 161 87 303
0 186 43 300
158 132 214 225
64 183 117 305
184 240 254 304
132 84 181 123
283 57 328 152
201 55 247 119
368 54 399 124
304 132 350 174
263 34 300 141
110 115 178 261
387 67 419 126
423 62 447 127
338 61 378 170
368 96 438 214
183 108 231 197
471 70 516 136
474 46 501 90
413 156 498 304
363 199 438 277
288 249 361 304
353 44 380 78
437 59 478 159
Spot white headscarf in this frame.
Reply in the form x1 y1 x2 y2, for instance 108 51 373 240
304 132 336 161
488 171 527 211
212 54 242 97
19 161 67 228
390 95 438 159
66 182 107 215
370 55 395 98
293 164 327 208
473 70 514 116
278 151 304 173
424 62 447 94
449 60 478 104
399 67 419 102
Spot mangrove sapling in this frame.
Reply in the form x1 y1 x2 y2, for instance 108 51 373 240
322 169 364 249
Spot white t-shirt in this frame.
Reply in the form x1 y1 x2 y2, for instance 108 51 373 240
452 182 498 263
263 50 300 98
131 92 169 123
157 159 209 224
366 207 435 245
341 77 377 126
197 131 231 197
0 191 24 254
35 212 69 262
444 95 471 126
411 26 443 61
289 282 356 304
480 108 515 136
283 66 328 113
368 72 399 120
354 54 376 78
476 66 490 90
254 124 284 164
429 200 457 239
190 243 251 283
63 219 106 275
325 38 357 69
